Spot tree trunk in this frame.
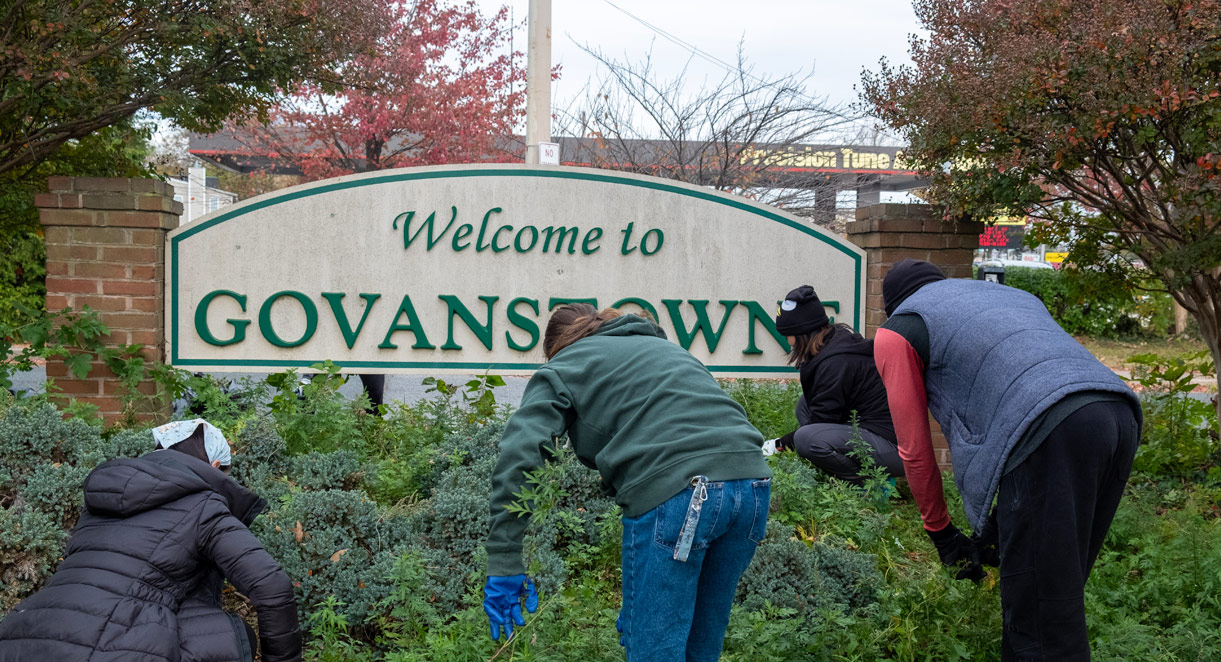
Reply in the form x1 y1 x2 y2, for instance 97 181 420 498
1179 280 1221 430
1174 300 1189 336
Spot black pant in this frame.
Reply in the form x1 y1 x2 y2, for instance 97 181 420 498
312 373 385 412
793 398 905 484
997 399 1139 661
357 373 385 408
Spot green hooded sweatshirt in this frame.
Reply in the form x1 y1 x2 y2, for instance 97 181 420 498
485 314 770 576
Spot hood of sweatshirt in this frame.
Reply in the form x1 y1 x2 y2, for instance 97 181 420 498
84 451 266 525
590 314 669 340
805 326 873 370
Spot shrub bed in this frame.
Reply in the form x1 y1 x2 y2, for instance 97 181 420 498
1 372 1218 660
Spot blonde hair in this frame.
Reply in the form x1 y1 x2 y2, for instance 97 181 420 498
543 303 625 360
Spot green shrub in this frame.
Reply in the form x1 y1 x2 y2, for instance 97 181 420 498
0 507 64 611
256 488 405 628
291 450 371 492
0 401 102 471
398 422 622 617
102 428 157 460
1129 351 1220 479
0 231 46 330
266 363 376 456
230 415 291 501
735 520 884 661
365 409 449 506
180 373 270 433
1003 266 1171 338
1087 482 1221 659
5 378 1220 661
20 463 92 527
720 378 801 439
1136 395 1219 478
0 402 147 610
398 423 503 617
515 447 622 593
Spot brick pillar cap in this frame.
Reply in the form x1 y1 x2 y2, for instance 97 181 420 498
47 176 174 198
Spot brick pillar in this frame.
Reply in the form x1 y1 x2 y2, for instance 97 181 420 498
846 203 983 471
37 177 182 424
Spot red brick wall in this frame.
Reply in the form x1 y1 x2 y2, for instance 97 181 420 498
37 177 181 423
846 203 983 471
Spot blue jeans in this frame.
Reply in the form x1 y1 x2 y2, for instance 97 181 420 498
619 477 771 662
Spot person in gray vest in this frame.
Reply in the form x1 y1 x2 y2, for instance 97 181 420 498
873 258 1141 661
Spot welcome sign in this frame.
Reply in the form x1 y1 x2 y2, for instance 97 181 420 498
167 165 864 377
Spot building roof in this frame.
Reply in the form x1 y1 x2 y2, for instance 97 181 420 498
188 131 927 193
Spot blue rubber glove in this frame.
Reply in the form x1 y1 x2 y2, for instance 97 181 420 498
483 574 538 641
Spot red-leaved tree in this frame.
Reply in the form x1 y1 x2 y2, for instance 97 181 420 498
862 0 1221 418
237 0 525 180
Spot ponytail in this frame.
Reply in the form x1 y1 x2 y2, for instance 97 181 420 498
543 303 625 360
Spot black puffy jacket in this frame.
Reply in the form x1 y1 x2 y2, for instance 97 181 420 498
0 450 301 662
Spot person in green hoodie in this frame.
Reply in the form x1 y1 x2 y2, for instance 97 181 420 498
483 303 772 662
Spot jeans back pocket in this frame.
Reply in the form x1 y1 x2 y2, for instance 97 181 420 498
747 478 771 544
652 484 723 554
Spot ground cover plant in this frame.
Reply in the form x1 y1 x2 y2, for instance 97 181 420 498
0 371 1217 660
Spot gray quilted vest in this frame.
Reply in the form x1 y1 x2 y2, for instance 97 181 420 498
893 278 1138 529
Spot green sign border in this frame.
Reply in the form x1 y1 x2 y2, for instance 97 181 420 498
170 167 864 373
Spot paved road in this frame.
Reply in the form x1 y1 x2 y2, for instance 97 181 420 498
11 366 532 410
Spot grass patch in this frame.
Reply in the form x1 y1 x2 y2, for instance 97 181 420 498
1079 336 1209 372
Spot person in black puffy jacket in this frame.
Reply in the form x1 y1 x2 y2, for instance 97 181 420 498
0 421 301 662
766 285 904 484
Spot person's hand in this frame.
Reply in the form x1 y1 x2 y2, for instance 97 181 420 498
955 560 986 583
762 431 796 456
928 523 990 583
926 523 973 566
482 575 538 641
972 509 1000 568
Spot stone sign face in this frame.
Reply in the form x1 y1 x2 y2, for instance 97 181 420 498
166 165 864 377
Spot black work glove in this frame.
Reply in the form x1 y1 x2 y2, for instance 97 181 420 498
775 431 796 452
928 524 986 583
927 523 973 566
972 509 1000 568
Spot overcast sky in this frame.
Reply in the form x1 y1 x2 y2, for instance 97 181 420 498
476 0 923 135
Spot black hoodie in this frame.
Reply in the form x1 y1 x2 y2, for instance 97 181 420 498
798 326 897 442
0 451 301 662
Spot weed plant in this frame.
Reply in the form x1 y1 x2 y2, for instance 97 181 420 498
719 377 802 439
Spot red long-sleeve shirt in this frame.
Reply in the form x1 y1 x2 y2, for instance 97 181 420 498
873 327 950 532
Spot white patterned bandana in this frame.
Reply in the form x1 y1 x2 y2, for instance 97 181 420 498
152 419 231 467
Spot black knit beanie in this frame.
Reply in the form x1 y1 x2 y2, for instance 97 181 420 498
882 259 947 317
775 285 830 335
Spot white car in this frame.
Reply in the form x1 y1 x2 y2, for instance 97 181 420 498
978 259 1056 270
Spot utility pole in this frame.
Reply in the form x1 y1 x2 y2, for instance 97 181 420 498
524 0 552 164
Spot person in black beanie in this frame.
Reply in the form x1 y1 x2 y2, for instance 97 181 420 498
766 285 904 485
